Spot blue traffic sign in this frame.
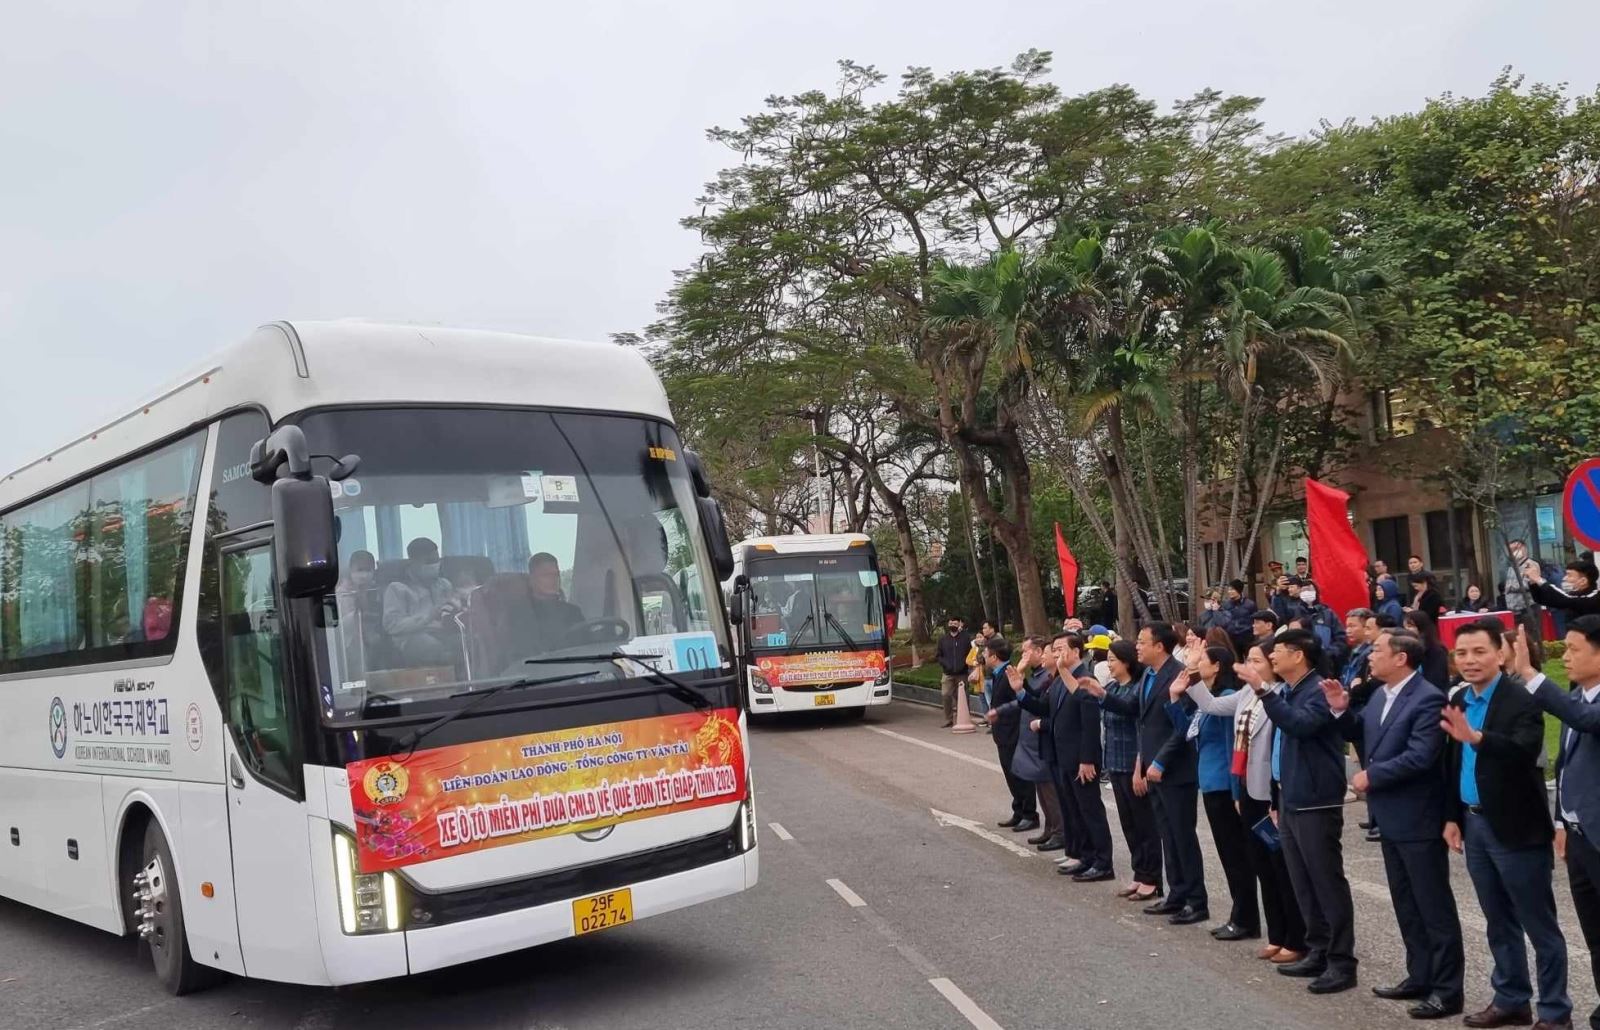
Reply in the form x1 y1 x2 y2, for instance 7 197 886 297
1563 458 1600 553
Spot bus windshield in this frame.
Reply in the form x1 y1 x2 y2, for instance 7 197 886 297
744 553 883 652
295 408 730 721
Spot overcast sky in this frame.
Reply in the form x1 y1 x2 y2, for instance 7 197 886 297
2 0 1597 475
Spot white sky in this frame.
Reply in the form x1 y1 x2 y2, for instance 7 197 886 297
3 0 1597 475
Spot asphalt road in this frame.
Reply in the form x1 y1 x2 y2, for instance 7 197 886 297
3 700 1596 1029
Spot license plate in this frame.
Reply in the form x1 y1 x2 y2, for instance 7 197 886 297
572 888 633 936
813 693 836 707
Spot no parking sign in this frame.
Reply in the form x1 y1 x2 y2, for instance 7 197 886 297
1563 458 1600 552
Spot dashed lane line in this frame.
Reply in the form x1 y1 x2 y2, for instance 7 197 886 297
768 821 795 841
929 977 1006 1030
825 877 867 908
865 725 1003 774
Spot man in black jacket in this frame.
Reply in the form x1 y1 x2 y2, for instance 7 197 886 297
936 616 973 728
1249 628 1358 996
982 638 1039 832
1027 632 1115 882
1442 619 1572 1030
1095 622 1206 924
1523 559 1600 621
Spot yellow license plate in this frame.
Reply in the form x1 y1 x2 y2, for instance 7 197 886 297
572 888 633 936
813 693 836 706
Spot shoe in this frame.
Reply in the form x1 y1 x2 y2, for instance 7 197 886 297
1366 827 1382 842
1055 854 1079 867
1115 884 1139 898
1212 923 1260 942
1010 819 1040 833
1257 945 1283 960
1308 970 1357 995
1531 1020 1573 1029
1168 906 1210 925
1142 899 1183 916
1027 830 1052 845
941 721 954 728
1036 836 1065 852
1358 819 1373 830
1276 955 1328 978
1462 1004 1533 1028
1407 996 1464 1020
1373 982 1427 1001
1056 861 1087 877
997 816 1020 828
1268 949 1305 965
1072 866 1116 883
1130 887 1162 902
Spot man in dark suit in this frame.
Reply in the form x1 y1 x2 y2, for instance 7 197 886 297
1513 615 1600 1030
1442 619 1572 1030
1030 632 1115 882
1099 622 1206 924
1330 630 1463 1018
983 638 1039 832
1247 628 1358 995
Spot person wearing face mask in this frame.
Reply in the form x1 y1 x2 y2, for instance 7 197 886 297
336 550 378 612
1295 581 1349 675
382 537 460 666
936 616 974 728
1522 559 1600 621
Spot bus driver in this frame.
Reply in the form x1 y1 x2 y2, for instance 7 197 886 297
382 537 460 665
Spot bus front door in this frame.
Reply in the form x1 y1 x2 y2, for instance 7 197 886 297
219 539 325 983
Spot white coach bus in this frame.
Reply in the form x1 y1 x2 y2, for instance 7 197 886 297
727 533 894 716
0 321 757 993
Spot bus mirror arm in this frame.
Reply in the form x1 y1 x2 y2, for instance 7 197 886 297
249 425 315 484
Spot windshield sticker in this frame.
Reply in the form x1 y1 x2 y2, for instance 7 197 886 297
648 446 677 461
521 473 542 499
541 474 580 504
620 632 720 673
754 650 887 688
764 632 787 647
344 707 746 873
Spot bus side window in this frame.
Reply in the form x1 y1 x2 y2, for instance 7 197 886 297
222 545 299 794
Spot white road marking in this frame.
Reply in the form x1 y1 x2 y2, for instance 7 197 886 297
866 726 1003 773
930 808 1038 859
929 977 1006 1030
826 877 867 908
768 821 795 841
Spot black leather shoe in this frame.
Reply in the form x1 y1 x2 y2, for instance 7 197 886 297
1373 982 1428 1001
1276 955 1328 978
1072 866 1116 883
997 816 1020 828
1057 861 1087 877
1212 923 1260 942
1462 1004 1534 1028
1010 819 1040 833
1366 827 1382 842
1358 819 1372 829
1036 836 1065 852
1027 830 1052 844
1142 899 1183 916
1168 906 1210 925
1408 996 1464 1020
1308 970 1358 995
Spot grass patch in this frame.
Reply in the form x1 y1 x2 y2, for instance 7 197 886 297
1543 658 1568 774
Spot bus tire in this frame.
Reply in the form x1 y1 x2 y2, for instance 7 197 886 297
847 705 868 720
132 822 214 995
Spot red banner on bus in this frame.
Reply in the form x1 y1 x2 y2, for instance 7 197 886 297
346 708 746 873
753 650 887 688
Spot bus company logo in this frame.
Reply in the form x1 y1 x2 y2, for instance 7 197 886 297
186 704 204 752
362 761 410 807
48 697 68 758
220 461 251 484
647 446 677 462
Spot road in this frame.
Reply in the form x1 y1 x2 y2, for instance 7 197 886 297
3 699 1596 1029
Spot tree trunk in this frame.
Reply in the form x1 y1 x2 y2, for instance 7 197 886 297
1115 506 1139 638
885 493 931 659
1218 392 1256 584
957 480 992 623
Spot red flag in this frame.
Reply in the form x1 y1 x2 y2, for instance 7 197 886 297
1055 522 1079 617
1304 478 1370 620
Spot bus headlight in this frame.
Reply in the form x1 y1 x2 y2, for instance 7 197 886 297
333 830 404 934
740 797 757 852
749 669 772 694
874 667 891 686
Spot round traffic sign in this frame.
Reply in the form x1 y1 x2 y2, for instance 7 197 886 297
1563 457 1600 553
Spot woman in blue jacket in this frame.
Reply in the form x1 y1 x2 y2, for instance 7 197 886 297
1169 645 1259 941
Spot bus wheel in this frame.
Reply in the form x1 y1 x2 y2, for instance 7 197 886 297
848 706 868 720
132 822 211 995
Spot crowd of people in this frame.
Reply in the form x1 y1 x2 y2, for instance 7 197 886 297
930 552 1600 1028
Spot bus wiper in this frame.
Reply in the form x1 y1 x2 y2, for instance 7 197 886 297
393 671 598 759
524 652 711 710
789 612 815 645
824 610 861 651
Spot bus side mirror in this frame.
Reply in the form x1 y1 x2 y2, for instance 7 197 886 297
272 476 340 597
729 588 746 627
697 496 735 583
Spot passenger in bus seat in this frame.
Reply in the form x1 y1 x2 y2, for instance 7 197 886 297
382 537 460 665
